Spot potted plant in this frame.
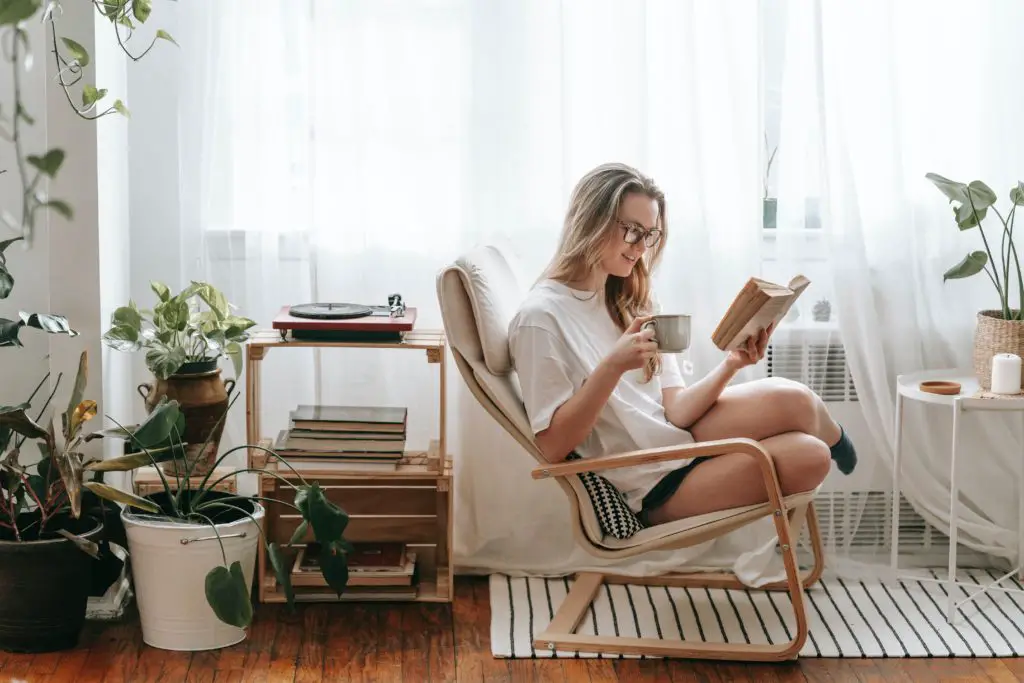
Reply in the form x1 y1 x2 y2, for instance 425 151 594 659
0 352 127 652
926 173 1024 389
82 396 352 651
102 281 256 476
763 134 779 230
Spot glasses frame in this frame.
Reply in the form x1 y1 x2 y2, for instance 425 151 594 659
616 219 663 248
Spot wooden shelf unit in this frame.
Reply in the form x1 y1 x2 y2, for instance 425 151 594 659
244 328 452 604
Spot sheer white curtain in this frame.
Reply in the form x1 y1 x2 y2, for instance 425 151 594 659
145 0 790 578
776 0 1024 570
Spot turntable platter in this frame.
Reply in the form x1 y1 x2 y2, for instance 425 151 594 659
287 303 374 320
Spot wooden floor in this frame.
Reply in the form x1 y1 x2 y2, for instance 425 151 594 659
1 576 1022 682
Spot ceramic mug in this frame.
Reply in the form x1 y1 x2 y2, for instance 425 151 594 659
641 314 691 353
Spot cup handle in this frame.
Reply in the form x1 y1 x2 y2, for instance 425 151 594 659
641 319 657 332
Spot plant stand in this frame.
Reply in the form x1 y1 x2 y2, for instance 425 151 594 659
244 329 453 603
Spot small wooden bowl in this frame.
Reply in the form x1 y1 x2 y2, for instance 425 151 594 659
919 380 961 395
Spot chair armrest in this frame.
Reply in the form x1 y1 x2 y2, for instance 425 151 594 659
531 437 774 480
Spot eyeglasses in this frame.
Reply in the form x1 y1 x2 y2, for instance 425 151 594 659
617 220 663 248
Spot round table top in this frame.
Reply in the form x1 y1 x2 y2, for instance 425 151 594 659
897 368 1024 408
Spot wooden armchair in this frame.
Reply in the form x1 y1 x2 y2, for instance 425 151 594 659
436 245 824 661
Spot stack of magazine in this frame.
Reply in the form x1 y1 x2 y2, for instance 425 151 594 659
272 404 407 472
291 542 417 598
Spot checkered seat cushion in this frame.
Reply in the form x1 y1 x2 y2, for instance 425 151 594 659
566 453 647 539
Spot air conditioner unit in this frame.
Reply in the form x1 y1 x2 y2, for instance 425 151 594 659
766 332 995 566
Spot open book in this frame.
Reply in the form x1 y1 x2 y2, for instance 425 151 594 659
711 275 810 351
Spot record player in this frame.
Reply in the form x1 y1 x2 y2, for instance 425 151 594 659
272 293 417 342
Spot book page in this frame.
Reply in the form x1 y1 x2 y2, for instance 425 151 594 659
717 274 810 351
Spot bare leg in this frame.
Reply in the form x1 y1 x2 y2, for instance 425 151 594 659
689 377 841 446
645 431 830 524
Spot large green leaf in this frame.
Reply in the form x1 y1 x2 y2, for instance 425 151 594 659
150 281 171 302
84 442 185 471
132 0 151 22
111 305 142 332
289 519 309 545
21 312 78 337
205 561 253 628
268 542 295 606
191 282 230 319
0 0 40 27
60 37 89 67
0 318 22 346
26 149 65 178
944 251 989 281
145 345 187 379
130 399 184 449
102 324 140 352
296 483 349 541
225 342 243 379
83 481 160 513
318 541 350 596
0 404 48 440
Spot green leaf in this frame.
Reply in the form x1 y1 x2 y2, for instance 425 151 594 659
191 281 230 319
289 519 309 545
150 281 171 302
301 483 348 542
132 0 150 21
943 251 988 281
0 0 40 27
83 481 160 513
1011 182 1024 206
145 345 186 379
0 237 22 257
156 29 177 47
0 265 12 300
129 399 184 449
226 342 243 378
20 312 78 337
81 85 107 108
204 561 253 628
318 541 350 597
0 318 22 346
84 442 185 471
112 99 130 118
26 149 65 178
111 305 143 332
60 37 90 67
44 200 73 220
102 324 140 352
268 542 295 606
0 403 47 440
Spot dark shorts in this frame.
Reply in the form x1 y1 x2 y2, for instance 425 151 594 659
639 456 712 525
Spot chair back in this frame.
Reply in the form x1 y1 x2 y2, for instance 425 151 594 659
435 245 606 543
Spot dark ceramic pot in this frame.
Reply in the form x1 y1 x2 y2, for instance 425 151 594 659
0 515 104 653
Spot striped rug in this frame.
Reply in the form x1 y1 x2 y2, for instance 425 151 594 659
489 569 1024 658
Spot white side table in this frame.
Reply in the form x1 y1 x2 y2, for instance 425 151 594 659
891 368 1024 623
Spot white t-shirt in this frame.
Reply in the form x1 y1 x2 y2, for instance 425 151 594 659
507 278 696 512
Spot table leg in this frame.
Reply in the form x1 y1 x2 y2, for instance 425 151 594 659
891 390 904 571
947 398 962 623
1019 411 1024 581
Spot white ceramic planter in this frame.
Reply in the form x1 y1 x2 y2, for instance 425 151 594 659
122 502 264 651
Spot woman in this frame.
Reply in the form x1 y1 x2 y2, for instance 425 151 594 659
508 162 856 526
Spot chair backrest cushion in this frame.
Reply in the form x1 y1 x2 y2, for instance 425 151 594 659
453 244 524 376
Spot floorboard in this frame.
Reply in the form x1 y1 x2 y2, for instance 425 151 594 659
0 576 1018 682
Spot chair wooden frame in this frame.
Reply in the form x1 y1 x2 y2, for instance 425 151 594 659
437 258 825 661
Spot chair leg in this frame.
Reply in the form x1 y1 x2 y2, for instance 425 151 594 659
534 502 820 660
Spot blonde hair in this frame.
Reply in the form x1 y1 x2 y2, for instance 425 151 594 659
544 162 668 381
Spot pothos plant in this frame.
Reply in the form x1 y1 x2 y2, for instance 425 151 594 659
81 394 352 628
103 281 257 380
1 0 174 340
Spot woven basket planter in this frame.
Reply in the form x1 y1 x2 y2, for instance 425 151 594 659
973 310 1024 389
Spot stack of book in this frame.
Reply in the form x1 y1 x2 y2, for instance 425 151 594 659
272 404 407 472
291 541 417 598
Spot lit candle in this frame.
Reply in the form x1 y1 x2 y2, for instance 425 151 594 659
991 353 1022 394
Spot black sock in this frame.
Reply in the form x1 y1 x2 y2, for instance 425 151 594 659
829 425 857 475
